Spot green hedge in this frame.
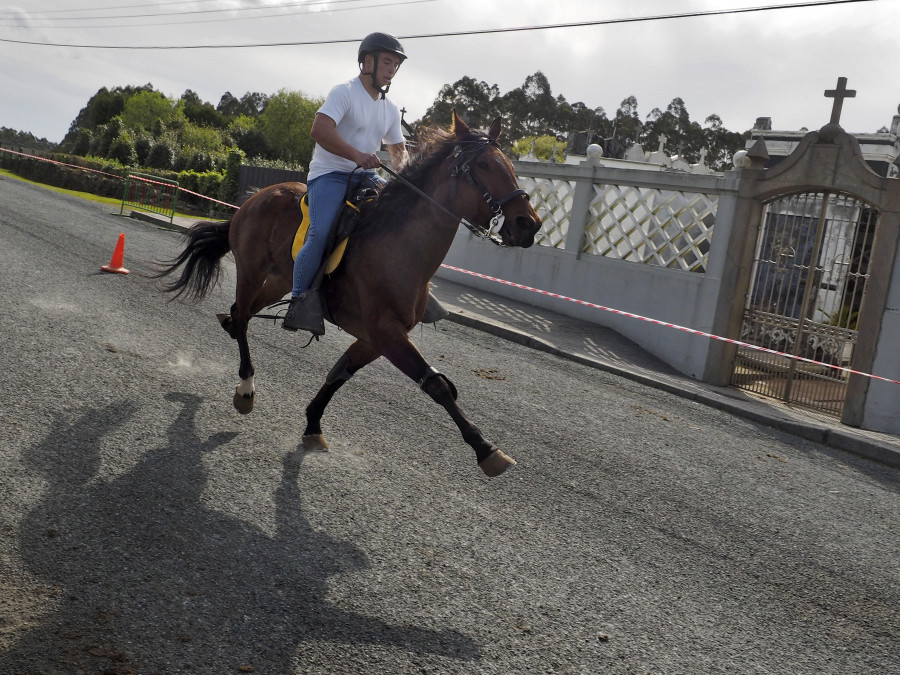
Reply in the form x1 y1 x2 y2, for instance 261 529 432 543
0 145 232 215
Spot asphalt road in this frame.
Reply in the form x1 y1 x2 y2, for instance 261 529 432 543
0 176 898 674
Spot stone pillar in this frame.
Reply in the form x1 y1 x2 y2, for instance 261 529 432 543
565 161 599 256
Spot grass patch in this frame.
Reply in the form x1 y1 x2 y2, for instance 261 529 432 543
0 167 122 208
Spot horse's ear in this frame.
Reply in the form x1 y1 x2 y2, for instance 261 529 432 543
488 116 502 142
451 109 470 138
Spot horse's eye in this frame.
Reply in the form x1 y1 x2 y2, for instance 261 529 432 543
476 160 490 171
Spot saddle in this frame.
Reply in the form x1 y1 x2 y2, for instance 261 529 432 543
291 185 379 275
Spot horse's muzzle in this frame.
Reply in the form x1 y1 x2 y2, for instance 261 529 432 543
501 215 542 248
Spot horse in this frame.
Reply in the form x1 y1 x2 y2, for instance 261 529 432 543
153 111 542 477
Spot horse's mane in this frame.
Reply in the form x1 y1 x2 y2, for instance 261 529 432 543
355 124 490 239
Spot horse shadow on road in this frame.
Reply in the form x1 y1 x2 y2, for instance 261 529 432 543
2 393 478 673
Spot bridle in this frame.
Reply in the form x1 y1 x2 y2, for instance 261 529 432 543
379 136 529 246
448 138 529 241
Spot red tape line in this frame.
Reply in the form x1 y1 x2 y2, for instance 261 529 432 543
1 146 124 180
439 263 900 387
126 173 238 210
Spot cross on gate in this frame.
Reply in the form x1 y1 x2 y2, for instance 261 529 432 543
824 76 856 125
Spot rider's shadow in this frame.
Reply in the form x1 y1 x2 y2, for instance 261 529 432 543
3 394 478 672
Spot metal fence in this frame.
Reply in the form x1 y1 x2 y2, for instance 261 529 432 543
120 173 179 224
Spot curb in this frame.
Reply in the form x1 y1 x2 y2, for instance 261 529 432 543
443 310 900 471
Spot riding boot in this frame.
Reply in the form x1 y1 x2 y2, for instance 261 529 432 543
421 292 450 324
282 290 326 335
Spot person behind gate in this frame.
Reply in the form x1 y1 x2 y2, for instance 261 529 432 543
283 32 409 334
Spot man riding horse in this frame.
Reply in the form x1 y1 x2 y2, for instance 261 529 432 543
284 32 445 334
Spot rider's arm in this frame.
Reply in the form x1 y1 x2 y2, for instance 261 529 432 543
310 113 381 170
387 142 408 171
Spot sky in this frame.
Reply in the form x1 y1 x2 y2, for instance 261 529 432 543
0 0 897 144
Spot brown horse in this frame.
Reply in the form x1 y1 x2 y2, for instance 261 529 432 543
154 111 541 476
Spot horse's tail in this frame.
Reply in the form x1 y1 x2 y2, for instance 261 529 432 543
151 219 232 302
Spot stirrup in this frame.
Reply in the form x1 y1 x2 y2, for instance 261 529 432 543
421 292 449 324
282 291 326 335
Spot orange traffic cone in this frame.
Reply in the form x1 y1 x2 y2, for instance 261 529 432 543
101 233 130 275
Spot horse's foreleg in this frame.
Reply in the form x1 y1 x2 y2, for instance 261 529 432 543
382 337 515 477
303 341 377 451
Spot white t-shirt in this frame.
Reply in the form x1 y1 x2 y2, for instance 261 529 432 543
308 76 405 181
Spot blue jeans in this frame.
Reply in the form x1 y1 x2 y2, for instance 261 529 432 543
291 170 381 297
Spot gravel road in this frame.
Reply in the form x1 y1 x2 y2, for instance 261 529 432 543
0 176 897 674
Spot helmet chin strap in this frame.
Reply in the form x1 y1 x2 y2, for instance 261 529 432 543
360 53 390 99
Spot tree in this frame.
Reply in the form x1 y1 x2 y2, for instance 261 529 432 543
418 76 501 132
61 84 154 149
71 128 93 156
703 114 748 171
258 89 322 167
121 90 180 133
181 89 226 128
613 95 642 144
512 135 566 161
567 101 611 137
91 117 125 157
108 131 137 166
219 148 245 204
146 140 176 170
217 91 269 118
227 115 270 159
641 98 714 164
522 71 559 135
179 123 225 154
498 72 562 142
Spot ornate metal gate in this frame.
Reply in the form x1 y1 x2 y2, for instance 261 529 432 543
731 191 876 415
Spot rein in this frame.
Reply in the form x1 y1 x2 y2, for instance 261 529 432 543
379 138 527 246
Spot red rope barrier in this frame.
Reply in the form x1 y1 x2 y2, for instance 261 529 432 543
439 264 900 387
0 146 124 180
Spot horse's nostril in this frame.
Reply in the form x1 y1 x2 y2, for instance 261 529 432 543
516 215 539 234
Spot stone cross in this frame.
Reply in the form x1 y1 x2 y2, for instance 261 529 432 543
824 77 856 125
657 134 666 153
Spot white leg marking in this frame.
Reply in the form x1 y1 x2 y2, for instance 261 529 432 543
236 375 255 397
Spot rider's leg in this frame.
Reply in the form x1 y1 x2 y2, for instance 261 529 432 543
291 172 349 297
284 171 357 333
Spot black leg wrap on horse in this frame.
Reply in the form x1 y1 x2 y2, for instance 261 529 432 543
325 353 355 386
418 366 458 401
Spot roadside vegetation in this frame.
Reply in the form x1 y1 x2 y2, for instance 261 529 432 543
1 73 751 211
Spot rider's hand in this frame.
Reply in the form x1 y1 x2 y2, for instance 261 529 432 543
355 152 381 170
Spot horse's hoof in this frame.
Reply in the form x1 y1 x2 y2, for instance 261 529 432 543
233 388 254 414
302 434 329 452
479 449 516 477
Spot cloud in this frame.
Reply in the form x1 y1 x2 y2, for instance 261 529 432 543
0 0 895 142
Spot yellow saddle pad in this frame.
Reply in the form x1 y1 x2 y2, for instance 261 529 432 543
292 193 350 275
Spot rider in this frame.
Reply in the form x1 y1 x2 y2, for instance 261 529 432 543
282 32 410 334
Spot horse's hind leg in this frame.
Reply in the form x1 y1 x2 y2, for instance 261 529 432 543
380 333 515 477
223 274 291 414
302 340 378 451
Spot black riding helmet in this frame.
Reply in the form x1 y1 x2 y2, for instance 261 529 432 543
358 32 406 65
358 32 406 98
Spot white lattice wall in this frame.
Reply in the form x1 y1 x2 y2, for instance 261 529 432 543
585 185 717 272
522 171 719 272
519 175 573 248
